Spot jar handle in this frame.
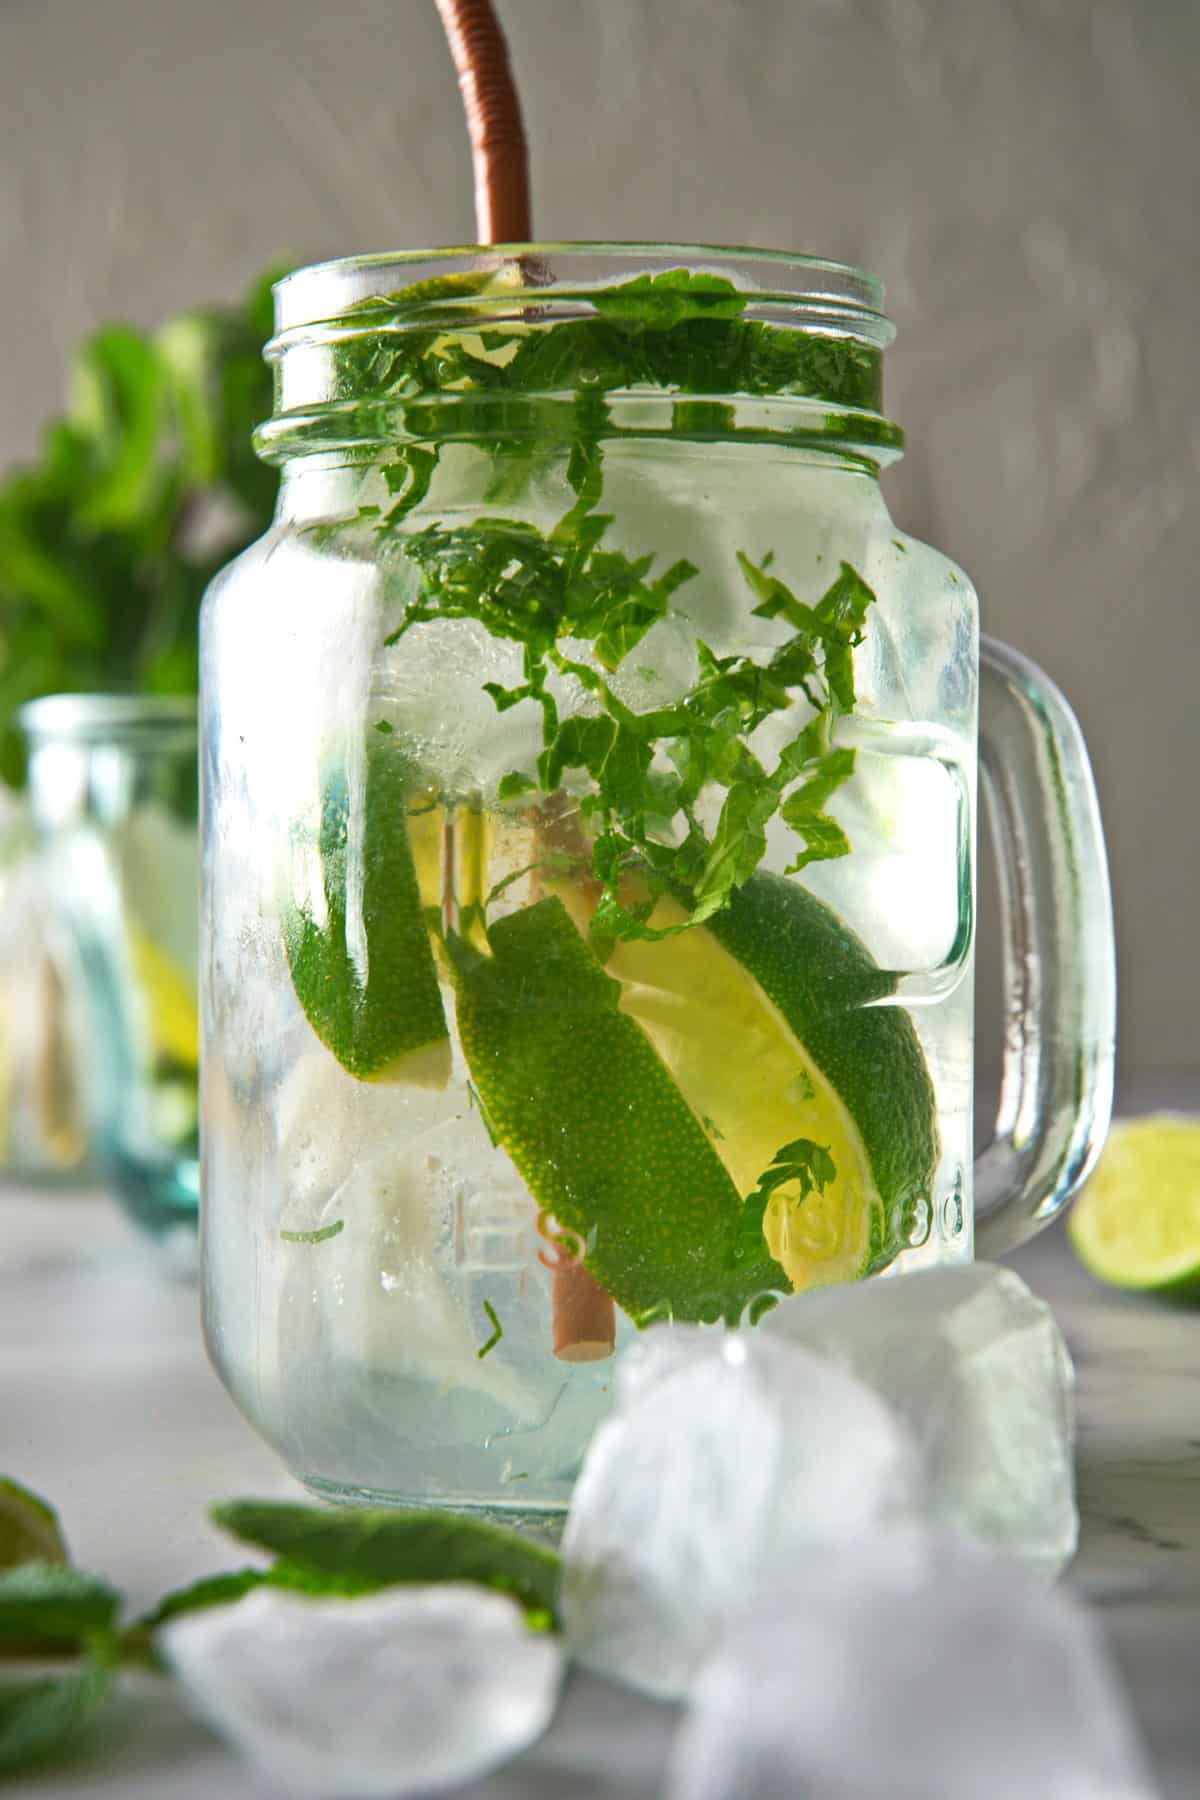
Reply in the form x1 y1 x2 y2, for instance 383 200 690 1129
973 636 1116 1255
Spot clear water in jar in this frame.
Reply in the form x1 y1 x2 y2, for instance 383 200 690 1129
201 442 976 1517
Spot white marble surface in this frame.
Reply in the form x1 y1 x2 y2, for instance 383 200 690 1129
2 1166 1199 1798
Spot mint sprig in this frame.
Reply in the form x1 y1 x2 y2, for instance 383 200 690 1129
0 1473 565 1772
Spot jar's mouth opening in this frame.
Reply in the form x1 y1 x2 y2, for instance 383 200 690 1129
262 244 901 467
269 243 893 347
19 693 197 746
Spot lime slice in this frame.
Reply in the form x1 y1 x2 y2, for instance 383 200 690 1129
1068 1114 1200 1296
703 872 939 1281
551 868 938 1290
449 895 789 1325
0 1477 68 1572
285 742 449 1086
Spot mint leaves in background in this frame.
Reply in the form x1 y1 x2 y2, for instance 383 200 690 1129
0 269 282 787
0 1474 561 1776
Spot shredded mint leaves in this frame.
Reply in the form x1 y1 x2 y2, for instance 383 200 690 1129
477 1299 504 1360
322 267 883 415
305 267 880 946
343 271 880 943
389 508 872 942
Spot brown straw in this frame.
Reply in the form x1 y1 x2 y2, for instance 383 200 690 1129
434 0 615 1362
434 0 531 243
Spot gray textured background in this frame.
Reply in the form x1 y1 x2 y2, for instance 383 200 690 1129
2 0 1197 1087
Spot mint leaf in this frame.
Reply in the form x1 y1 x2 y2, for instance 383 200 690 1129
0 1479 67 1572
0 1564 119 1653
590 269 747 326
381 445 438 522
497 770 538 801
0 1643 114 1773
814 562 874 717
735 1138 837 1267
691 771 778 922
211 1503 561 1626
781 809 853 873
477 1299 504 1360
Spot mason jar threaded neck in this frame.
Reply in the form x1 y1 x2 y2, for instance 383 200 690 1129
257 244 903 468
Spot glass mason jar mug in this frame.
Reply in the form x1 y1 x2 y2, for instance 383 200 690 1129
201 247 1114 1513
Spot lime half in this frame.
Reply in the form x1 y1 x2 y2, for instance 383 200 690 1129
451 871 939 1320
1068 1114 1200 1297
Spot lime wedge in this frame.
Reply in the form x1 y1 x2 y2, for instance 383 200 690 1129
451 872 939 1319
1068 1114 1200 1296
551 868 938 1290
285 743 449 1086
703 872 939 1280
449 895 789 1324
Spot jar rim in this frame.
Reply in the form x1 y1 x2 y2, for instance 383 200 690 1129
271 242 892 342
19 693 197 745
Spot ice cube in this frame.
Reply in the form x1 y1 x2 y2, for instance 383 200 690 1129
163 1583 563 1798
560 1327 924 1699
667 1531 1156 1800
762 1262 1077 1575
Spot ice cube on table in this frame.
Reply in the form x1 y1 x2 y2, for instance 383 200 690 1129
560 1327 924 1700
163 1583 563 1798
762 1262 1078 1576
668 1530 1157 1800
